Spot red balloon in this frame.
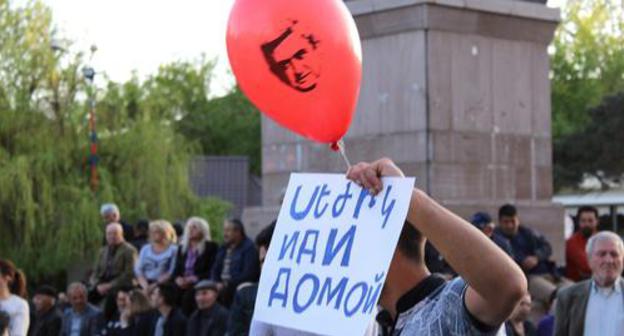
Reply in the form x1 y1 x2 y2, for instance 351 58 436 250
227 0 362 144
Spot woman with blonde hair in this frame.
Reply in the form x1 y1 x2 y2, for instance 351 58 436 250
172 216 219 315
135 220 178 294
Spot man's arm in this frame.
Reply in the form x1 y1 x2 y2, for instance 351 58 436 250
109 246 137 289
347 158 527 327
210 248 225 282
89 249 104 287
553 291 569 336
231 245 260 286
534 231 553 261
566 239 590 280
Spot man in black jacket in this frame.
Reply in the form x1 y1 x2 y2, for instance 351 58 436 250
495 204 568 317
211 219 259 307
137 283 187 336
30 285 63 336
187 280 229 336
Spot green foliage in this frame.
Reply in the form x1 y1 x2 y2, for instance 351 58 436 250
133 60 262 175
555 93 624 190
177 87 262 175
551 0 624 190
0 0 230 282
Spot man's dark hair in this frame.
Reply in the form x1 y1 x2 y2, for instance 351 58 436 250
173 221 184 239
228 219 246 238
0 311 9 335
34 285 58 298
156 283 177 307
498 204 518 219
397 221 424 262
255 220 276 249
135 219 149 233
261 26 295 87
104 285 135 321
576 206 599 220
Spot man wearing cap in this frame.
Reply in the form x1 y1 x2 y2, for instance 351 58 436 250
470 212 513 256
30 285 63 336
187 280 229 336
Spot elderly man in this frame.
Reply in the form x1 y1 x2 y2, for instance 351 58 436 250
30 285 63 336
100 203 134 242
555 231 624 336
60 283 101 336
187 280 229 336
89 223 137 304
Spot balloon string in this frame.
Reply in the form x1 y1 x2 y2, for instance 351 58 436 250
336 140 351 170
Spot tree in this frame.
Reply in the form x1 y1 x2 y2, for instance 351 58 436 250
177 87 261 175
551 0 624 190
555 92 624 190
551 0 624 137
135 60 262 175
0 0 229 282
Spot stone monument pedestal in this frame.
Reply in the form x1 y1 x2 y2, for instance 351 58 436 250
244 0 564 262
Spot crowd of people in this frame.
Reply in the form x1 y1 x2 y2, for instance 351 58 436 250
424 203 623 336
0 203 274 336
0 158 622 336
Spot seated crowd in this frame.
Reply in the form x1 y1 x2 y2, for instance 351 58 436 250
0 203 273 336
0 200 621 336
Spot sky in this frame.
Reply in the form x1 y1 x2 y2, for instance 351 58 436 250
42 0 236 95
42 0 565 96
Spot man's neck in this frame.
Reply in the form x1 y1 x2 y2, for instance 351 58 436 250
229 238 243 249
510 320 525 333
511 317 525 325
594 277 620 290
159 305 172 318
37 305 53 316
74 305 86 314
381 262 431 319
200 304 216 313
0 287 10 300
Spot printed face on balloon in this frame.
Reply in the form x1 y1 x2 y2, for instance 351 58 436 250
262 20 321 92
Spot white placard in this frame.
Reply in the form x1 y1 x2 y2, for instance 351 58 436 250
252 173 415 336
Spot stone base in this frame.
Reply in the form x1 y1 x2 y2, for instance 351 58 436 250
241 205 280 240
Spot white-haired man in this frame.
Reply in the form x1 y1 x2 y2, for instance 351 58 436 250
100 203 134 242
554 231 624 336
88 223 137 304
60 283 101 336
